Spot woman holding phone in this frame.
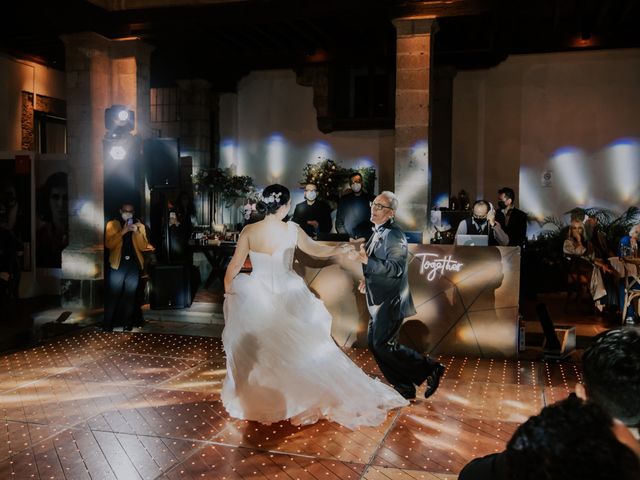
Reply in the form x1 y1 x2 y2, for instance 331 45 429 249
103 202 149 332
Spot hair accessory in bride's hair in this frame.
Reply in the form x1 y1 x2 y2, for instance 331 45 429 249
262 191 282 204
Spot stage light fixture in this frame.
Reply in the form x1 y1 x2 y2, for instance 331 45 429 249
109 145 127 160
105 104 135 136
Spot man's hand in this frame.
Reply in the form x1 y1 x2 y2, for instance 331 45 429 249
358 279 366 294
487 209 496 227
353 243 369 265
307 220 319 230
0 272 10 282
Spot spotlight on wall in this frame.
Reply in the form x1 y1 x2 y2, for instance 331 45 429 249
105 104 135 137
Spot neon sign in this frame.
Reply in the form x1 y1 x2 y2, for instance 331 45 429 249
415 253 464 281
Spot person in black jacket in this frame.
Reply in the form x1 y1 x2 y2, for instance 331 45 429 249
335 172 374 240
291 183 332 238
495 187 527 248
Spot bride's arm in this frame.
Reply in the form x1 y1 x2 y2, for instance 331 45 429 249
224 227 250 294
295 224 352 259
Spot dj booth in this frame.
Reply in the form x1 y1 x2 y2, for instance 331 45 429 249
296 243 521 358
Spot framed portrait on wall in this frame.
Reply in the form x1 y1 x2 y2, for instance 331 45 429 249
35 159 69 268
0 156 32 272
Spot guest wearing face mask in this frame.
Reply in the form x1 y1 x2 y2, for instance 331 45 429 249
103 202 150 332
335 173 374 241
291 183 332 238
455 200 509 246
495 187 528 248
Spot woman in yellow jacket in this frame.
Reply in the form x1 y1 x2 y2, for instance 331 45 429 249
103 203 149 331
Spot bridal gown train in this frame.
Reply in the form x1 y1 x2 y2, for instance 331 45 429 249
221 222 408 429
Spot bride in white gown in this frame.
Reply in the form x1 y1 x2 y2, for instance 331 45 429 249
222 184 408 429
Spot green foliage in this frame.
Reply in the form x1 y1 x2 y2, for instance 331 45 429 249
300 159 342 201
300 158 377 201
192 168 255 203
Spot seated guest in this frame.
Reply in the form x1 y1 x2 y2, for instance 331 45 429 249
335 172 374 240
459 394 640 480
291 183 332 238
563 219 615 312
619 224 640 324
454 200 509 246
460 327 640 479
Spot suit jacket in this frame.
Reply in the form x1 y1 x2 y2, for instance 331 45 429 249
291 200 333 237
363 221 416 319
495 207 528 247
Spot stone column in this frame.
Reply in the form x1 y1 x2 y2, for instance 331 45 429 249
392 18 437 235
60 32 153 308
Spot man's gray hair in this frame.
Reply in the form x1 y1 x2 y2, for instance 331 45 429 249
380 191 398 211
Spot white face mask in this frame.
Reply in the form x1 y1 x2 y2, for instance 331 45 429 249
121 212 133 221
351 183 362 193
305 191 317 201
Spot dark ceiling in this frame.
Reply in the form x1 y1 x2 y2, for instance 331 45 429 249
3 0 640 90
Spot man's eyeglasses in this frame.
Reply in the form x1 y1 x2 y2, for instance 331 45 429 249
122 209 134 214
473 215 487 221
370 201 392 212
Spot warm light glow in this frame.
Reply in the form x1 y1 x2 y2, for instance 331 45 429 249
109 145 127 160
394 140 429 228
519 166 546 221
76 200 103 232
63 251 100 278
607 138 640 203
308 140 334 164
220 138 237 169
550 147 589 204
267 133 287 181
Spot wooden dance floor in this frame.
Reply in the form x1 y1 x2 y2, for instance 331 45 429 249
0 330 581 479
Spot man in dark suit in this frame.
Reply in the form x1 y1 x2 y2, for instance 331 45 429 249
495 187 528 248
335 172 374 240
291 183 332 238
354 191 445 400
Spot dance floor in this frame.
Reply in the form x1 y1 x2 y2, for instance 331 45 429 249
0 329 581 479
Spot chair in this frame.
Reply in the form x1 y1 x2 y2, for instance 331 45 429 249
620 258 640 324
564 255 593 312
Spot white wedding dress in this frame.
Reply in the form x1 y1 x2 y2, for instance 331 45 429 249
221 222 408 429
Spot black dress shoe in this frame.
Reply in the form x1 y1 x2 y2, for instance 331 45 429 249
123 325 133 332
101 326 113 332
395 387 416 400
424 363 445 399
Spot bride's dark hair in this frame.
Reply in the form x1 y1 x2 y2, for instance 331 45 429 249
256 184 290 216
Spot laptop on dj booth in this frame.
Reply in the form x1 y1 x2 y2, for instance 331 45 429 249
455 234 489 246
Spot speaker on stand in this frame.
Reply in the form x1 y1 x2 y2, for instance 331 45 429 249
144 138 192 310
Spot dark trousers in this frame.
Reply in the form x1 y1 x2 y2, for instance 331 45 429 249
103 259 140 330
367 303 439 395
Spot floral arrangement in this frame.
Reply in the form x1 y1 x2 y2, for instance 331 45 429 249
193 168 255 203
300 158 377 201
192 167 227 191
